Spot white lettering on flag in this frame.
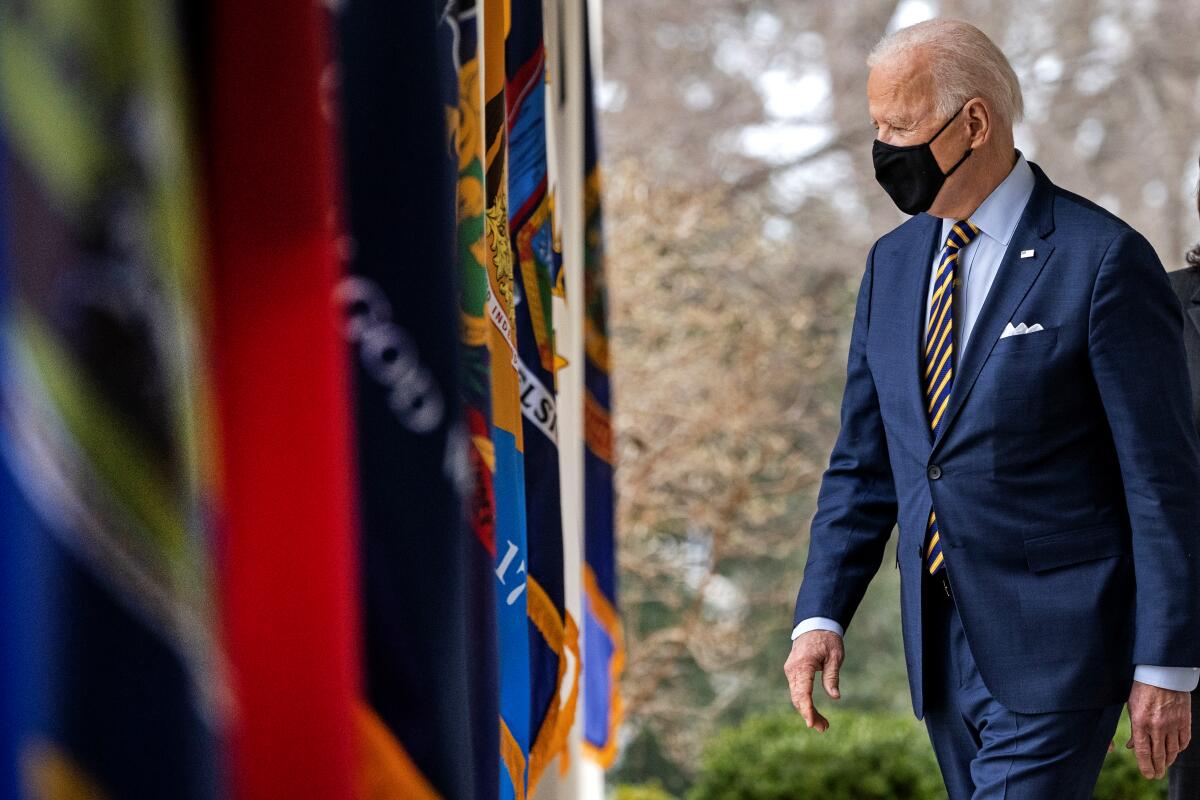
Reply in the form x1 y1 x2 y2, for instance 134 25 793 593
515 359 557 443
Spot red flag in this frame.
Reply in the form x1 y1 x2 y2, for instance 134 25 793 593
205 4 359 799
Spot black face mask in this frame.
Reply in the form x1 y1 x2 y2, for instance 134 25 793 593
872 105 972 215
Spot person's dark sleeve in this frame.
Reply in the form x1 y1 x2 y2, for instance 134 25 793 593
793 243 899 631
1088 229 1200 667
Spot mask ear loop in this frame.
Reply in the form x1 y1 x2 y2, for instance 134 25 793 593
929 103 966 141
942 147 973 178
930 103 973 178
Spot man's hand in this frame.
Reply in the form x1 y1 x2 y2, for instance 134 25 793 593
784 630 844 732
1126 680 1192 779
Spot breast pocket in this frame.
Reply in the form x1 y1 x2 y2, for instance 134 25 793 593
986 326 1061 429
990 326 1060 356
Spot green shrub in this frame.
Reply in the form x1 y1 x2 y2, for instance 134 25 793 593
613 782 678 800
688 712 943 800
687 710 1168 800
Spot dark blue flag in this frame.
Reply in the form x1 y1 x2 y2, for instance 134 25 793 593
506 0 579 792
334 0 497 796
580 0 623 768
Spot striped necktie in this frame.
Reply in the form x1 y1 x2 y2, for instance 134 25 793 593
924 219 980 575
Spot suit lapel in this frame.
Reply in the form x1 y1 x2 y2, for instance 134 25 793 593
931 164 1057 451
902 215 943 445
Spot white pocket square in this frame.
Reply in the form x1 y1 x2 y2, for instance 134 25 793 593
1000 322 1044 339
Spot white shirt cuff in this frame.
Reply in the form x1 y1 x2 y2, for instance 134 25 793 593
791 617 844 640
1133 665 1200 692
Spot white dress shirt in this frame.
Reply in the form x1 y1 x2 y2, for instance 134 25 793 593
793 154 1200 693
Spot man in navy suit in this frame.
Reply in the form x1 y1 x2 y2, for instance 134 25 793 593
783 19 1200 798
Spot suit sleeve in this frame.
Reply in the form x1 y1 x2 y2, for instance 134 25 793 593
793 244 899 631
1088 229 1200 668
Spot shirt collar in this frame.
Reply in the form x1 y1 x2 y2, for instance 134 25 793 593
939 151 1035 247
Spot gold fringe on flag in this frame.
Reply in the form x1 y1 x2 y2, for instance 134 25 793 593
500 718 528 800
581 565 625 769
526 576 582 794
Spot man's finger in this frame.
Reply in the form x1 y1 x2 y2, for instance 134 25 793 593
822 655 842 700
1150 722 1167 779
791 663 816 727
1165 730 1181 769
785 665 804 711
1133 728 1155 779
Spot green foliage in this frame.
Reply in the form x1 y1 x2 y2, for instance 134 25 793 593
613 782 679 800
688 712 943 800
685 710 1168 800
617 726 693 798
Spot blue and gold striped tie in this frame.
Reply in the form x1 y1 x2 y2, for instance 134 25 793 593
924 219 980 575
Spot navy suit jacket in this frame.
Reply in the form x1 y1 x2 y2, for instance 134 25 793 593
794 163 1200 717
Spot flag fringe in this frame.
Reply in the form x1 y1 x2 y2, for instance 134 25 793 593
526 577 581 794
500 717 528 800
582 565 624 768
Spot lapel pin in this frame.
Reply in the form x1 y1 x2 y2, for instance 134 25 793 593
1020 249 1035 259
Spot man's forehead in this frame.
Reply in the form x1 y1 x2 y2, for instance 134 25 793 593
871 48 932 85
868 57 935 123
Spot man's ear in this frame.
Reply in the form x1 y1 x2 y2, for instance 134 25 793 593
965 97 991 148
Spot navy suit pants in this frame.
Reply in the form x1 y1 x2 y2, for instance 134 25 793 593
922 577 1123 799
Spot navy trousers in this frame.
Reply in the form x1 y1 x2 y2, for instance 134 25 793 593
921 578 1124 799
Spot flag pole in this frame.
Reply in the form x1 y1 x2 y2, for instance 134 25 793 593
540 0 588 795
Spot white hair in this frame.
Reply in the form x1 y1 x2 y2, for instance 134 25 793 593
867 19 1024 128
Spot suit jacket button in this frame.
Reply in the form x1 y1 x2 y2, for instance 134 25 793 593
928 464 942 480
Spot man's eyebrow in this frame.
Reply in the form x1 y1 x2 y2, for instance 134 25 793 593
869 111 917 128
